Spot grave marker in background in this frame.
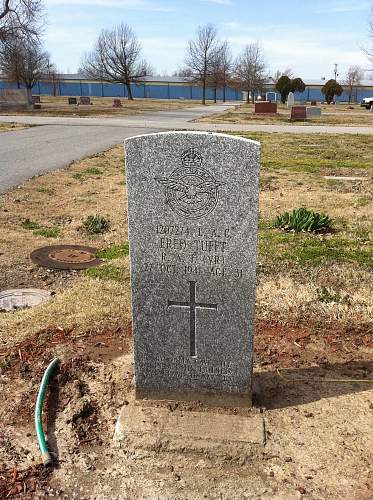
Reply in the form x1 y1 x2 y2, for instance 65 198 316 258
287 91 295 108
306 107 322 118
68 97 77 105
125 131 260 405
0 89 29 110
291 105 307 120
79 96 91 105
255 102 277 114
113 99 122 108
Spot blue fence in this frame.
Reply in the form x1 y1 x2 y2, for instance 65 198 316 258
0 78 372 102
0 79 241 100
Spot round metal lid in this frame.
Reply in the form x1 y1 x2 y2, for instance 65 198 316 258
30 245 102 270
0 289 51 312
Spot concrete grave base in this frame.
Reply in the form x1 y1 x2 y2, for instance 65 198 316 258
113 403 265 457
135 388 252 408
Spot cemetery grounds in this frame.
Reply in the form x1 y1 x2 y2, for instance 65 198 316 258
0 132 372 498
198 102 373 126
0 96 207 118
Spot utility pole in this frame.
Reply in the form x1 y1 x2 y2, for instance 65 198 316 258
334 63 339 81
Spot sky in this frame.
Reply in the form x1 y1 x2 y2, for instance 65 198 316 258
44 0 373 80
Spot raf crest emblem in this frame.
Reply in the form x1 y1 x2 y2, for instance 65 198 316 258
155 148 224 220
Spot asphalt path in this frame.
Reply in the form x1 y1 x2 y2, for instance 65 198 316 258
1 102 372 192
0 103 234 193
0 124 162 193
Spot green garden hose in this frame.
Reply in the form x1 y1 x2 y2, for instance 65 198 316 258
35 357 59 466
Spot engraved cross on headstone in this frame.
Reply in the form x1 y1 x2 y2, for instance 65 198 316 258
168 280 218 358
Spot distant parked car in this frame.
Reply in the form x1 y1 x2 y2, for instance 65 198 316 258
361 97 373 109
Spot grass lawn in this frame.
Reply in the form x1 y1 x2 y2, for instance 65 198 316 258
0 96 209 118
0 132 371 346
199 102 373 126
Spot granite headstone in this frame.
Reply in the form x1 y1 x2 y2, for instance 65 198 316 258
287 91 295 108
68 97 77 105
254 101 277 114
0 88 29 109
291 105 307 120
79 96 91 105
125 131 260 404
306 106 322 118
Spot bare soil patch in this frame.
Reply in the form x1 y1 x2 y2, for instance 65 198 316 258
0 320 371 499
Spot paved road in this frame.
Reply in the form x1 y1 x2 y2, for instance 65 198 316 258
1 102 372 192
0 124 160 193
0 104 236 193
1 109 373 135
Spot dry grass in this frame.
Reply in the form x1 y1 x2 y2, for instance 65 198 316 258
0 96 206 117
257 265 373 325
0 132 372 346
200 102 373 126
0 122 28 132
0 145 127 268
0 273 131 345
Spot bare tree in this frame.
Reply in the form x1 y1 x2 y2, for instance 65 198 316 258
272 67 293 84
185 23 220 105
368 6 373 63
172 67 193 78
344 65 364 102
0 35 49 103
45 58 61 96
0 0 44 42
207 41 232 103
80 23 151 101
234 42 267 103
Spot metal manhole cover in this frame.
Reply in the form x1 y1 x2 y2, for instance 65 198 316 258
30 245 102 270
0 289 51 312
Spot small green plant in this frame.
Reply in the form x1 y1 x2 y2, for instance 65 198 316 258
72 172 84 181
21 218 40 230
86 264 123 281
73 167 102 181
83 167 103 176
83 214 110 234
273 208 333 233
36 187 55 195
357 196 371 207
33 227 60 238
96 242 129 260
317 286 351 305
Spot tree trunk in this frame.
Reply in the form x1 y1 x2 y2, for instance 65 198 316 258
214 87 217 103
126 82 133 100
202 80 206 105
26 86 33 105
223 86 226 102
